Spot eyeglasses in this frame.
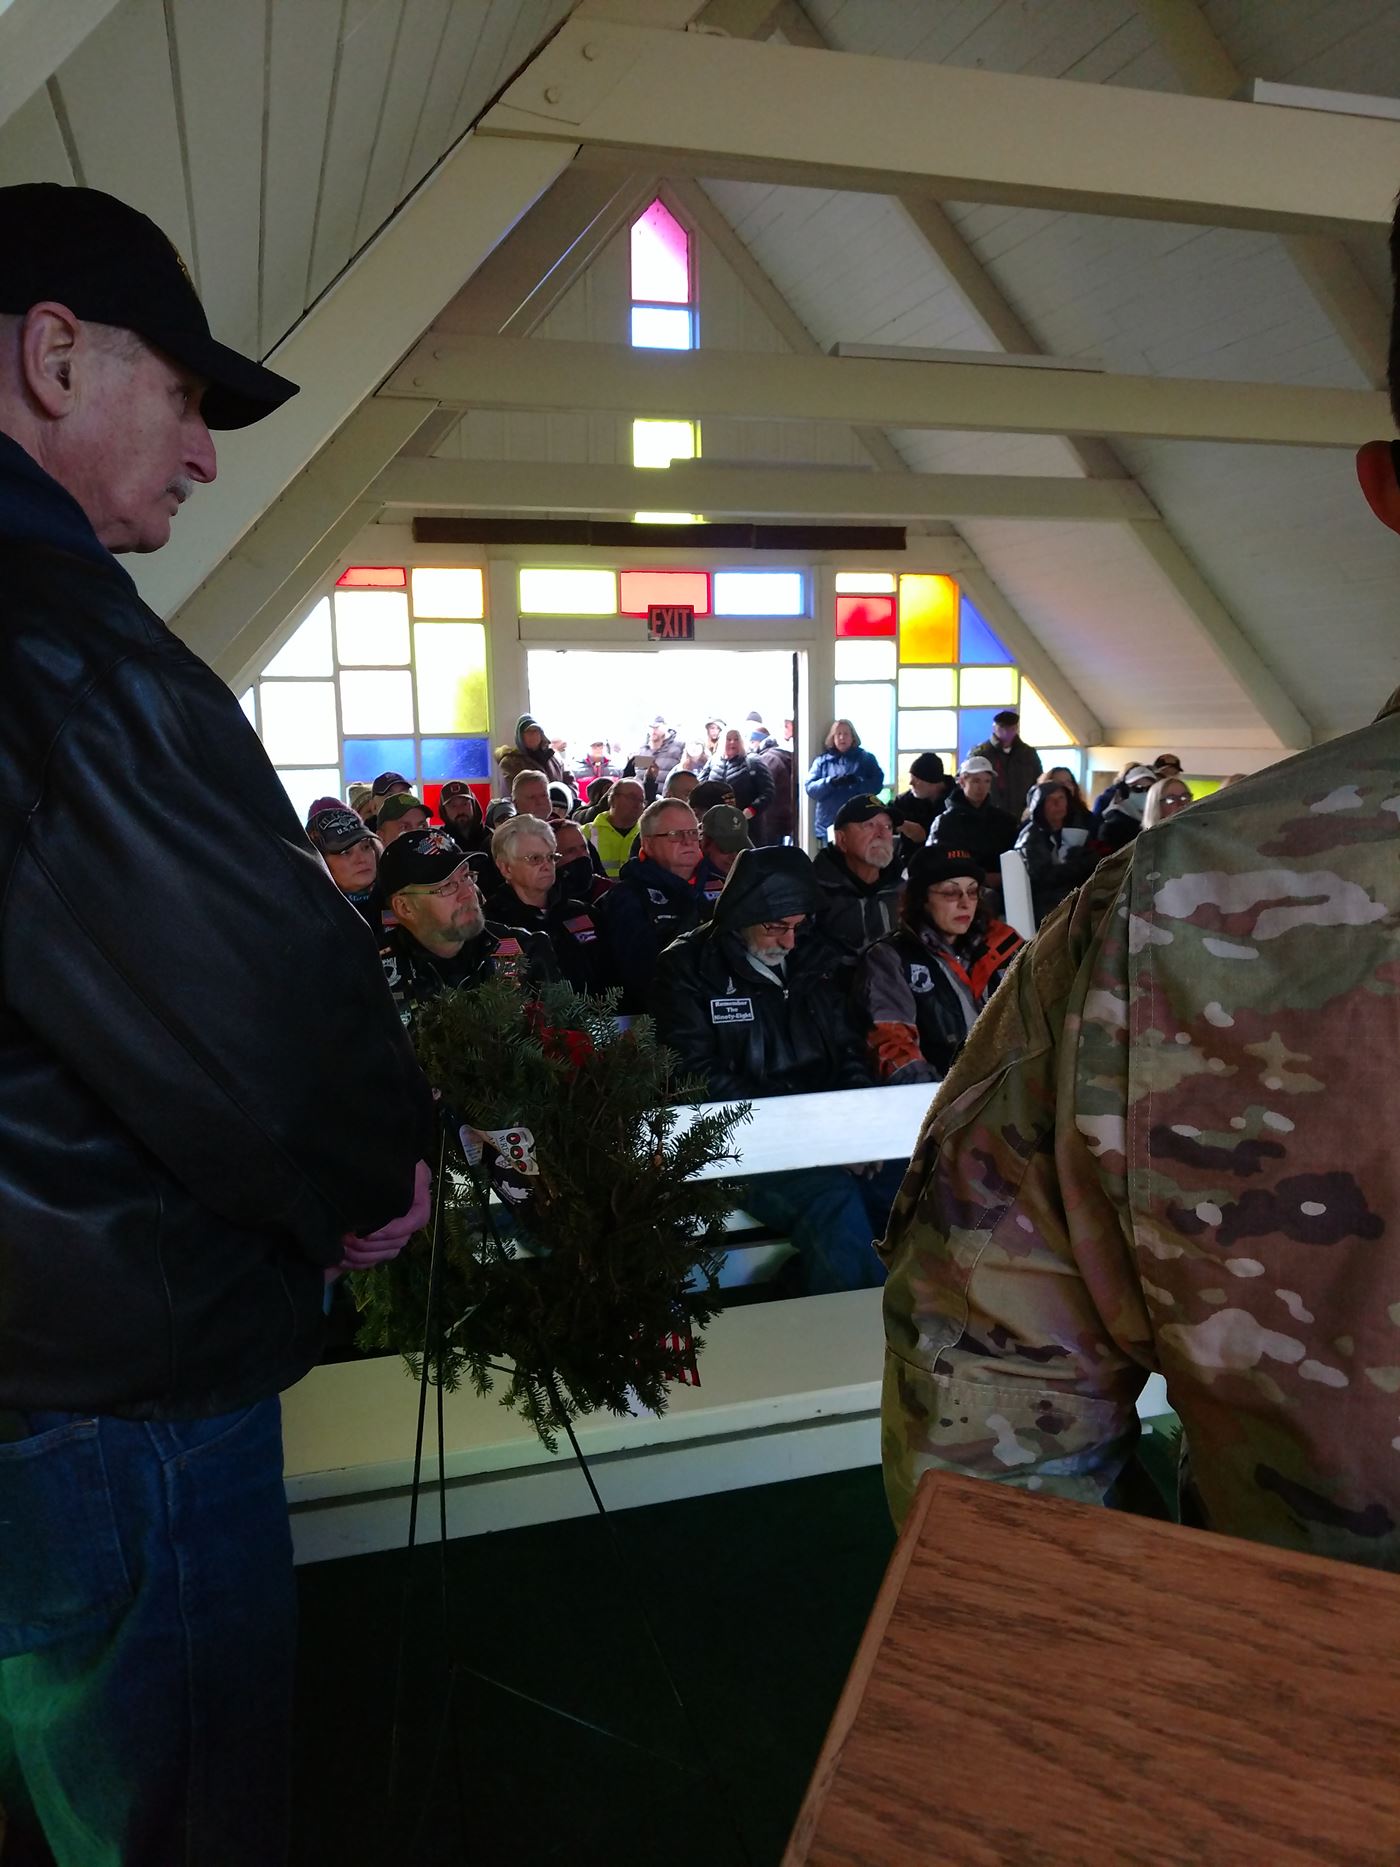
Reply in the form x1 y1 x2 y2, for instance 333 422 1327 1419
758 917 807 938
651 828 702 844
929 885 981 904
400 872 477 901
514 852 560 868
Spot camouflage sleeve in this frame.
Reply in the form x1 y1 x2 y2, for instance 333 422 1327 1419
880 855 1154 1529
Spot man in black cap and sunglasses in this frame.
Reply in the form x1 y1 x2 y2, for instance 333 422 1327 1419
0 185 434 1862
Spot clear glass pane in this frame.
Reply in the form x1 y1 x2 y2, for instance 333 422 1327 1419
630 306 693 349
630 198 690 304
276 767 342 824
238 689 257 728
262 598 331 677
414 622 488 733
518 568 617 615
1037 748 1083 784
632 418 697 469
1018 679 1072 748
834 682 894 795
334 590 410 665
835 639 896 682
898 708 958 749
898 667 956 708
258 679 338 764
632 512 703 525
713 570 805 616
411 567 485 619
957 666 1019 708
339 668 414 735
834 571 896 594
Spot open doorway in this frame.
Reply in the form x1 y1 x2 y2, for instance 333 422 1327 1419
526 647 800 781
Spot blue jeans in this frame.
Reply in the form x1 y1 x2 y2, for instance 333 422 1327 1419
743 1160 906 1295
0 1398 295 1866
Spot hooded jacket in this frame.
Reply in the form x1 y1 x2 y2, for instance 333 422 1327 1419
651 848 873 1101
594 852 709 1013
700 749 776 819
928 788 1019 873
1014 783 1100 922
494 714 568 794
0 432 434 1417
811 844 905 955
441 792 489 859
804 745 885 839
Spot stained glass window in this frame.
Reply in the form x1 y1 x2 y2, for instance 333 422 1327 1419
343 737 415 785
277 768 343 824
632 418 698 470
1018 680 1072 749
899 709 957 749
713 570 804 616
834 571 896 595
835 639 896 682
411 568 485 619
835 594 896 638
338 668 415 736
957 666 1019 708
518 568 617 616
898 667 956 708
957 708 1002 766
334 590 410 666
414 623 488 734
630 307 693 350
259 680 337 765
899 575 959 664
420 736 492 783
239 689 257 728
262 599 332 677
630 198 690 305
618 569 711 617
835 682 894 789
958 594 1013 664
335 565 405 589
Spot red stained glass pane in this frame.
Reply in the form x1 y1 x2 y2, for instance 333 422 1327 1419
618 570 711 617
835 594 897 638
631 199 690 304
336 565 406 589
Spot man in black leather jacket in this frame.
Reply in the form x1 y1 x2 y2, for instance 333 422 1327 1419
652 847 902 1293
0 184 434 1864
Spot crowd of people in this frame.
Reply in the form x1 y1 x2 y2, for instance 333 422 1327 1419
305 705 1203 1296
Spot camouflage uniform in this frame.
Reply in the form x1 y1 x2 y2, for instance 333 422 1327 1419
882 707 1400 1567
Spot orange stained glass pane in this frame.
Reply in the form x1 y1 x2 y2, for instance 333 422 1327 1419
618 570 711 617
835 594 896 638
899 574 959 664
336 565 406 588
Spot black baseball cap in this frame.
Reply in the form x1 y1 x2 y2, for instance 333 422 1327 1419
371 771 412 797
377 828 472 896
307 808 372 855
909 846 985 892
833 794 894 830
0 184 298 430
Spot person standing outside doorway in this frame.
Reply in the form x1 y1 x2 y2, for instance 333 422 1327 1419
0 184 432 1864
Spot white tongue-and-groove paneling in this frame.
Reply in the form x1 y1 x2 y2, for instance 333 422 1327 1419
306 0 408 304
1203 0 1400 93
399 0 491 194
352 0 455 251
0 86 77 186
53 0 192 267
167 0 265 363
260 1 342 356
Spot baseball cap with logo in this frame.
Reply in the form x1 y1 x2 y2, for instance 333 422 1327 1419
833 794 894 830
958 755 996 778
371 771 412 798
0 184 297 429
376 792 430 829
439 781 475 802
701 804 752 853
377 828 472 896
308 808 372 855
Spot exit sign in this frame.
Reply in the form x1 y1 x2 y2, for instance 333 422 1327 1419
647 603 697 642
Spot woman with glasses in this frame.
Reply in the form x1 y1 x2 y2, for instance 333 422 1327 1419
483 814 606 992
1141 774 1194 829
856 845 1023 1083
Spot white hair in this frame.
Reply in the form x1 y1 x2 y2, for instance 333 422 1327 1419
492 812 556 866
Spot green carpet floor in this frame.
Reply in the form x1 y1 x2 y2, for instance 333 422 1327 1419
290 1464 895 1866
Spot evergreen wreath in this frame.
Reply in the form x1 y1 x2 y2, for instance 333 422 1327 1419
349 977 749 1450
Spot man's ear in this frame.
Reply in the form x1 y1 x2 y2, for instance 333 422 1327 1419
20 303 81 418
1355 440 1400 535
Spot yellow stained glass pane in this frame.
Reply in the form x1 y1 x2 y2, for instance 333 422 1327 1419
898 667 956 708
898 574 959 663
632 418 697 469
411 567 485 619
518 568 617 616
957 666 1019 708
414 622 488 734
835 571 896 594
339 669 414 735
334 590 410 666
835 639 896 682
633 512 704 524
898 709 957 749
1018 679 1072 747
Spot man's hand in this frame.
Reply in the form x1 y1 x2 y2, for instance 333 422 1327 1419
328 1158 432 1277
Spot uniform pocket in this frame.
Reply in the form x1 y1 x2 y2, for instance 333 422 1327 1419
0 1418 133 1658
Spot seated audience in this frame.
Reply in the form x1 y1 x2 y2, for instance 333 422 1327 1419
378 829 556 1018
686 778 736 818
1035 766 1094 830
578 776 613 824
510 769 552 824
367 769 413 829
695 803 752 907
1152 752 1184 780
856 846 1022 1084
307 807 381 931
483 799 515 832
494 712 567 794
812 795 904 955
484 814 606 992
438 781 488 860
652 847 900 1295
586 776 646 878
547 781 574 822
663 768 700 805
929 756 1018 876
596 798 709 1012
890 752 952 852
347 781 376 823
1097 764 1159 852
375 792 431 846
805 718 884 840
1014 779 1099 923
553 818 613 906
702 727 776 822
1089 761 1136 823
1142 774 1194 828
304 794 343 824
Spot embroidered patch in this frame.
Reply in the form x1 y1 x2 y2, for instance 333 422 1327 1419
647 888 669 906
909 963 934 993
710 996 754 1024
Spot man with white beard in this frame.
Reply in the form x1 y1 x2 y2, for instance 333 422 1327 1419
811 793 905 955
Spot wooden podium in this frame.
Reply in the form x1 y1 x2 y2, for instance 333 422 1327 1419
785 1471 1400 1865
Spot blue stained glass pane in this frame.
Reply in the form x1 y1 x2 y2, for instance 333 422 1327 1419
342 737 416 784
958 595 1013 664
420 736 491 782
957 708 1001 765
